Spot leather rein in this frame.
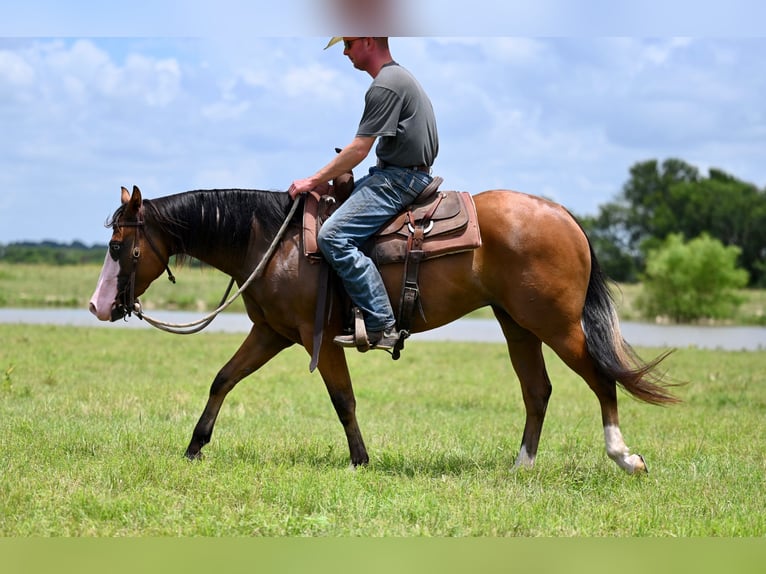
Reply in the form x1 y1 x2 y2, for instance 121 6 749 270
112 197 301 334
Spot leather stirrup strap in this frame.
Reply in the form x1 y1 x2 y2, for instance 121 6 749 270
309 260 330 372
394 212 427 360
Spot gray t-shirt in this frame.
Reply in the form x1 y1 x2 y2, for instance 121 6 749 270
356 62 439 168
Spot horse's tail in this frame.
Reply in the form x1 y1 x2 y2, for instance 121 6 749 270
581 242 680 406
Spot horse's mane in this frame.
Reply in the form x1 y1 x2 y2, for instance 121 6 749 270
108 189 300 257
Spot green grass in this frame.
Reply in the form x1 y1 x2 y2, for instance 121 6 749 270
1 324 764 536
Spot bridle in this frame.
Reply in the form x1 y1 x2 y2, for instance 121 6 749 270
109 195 301 333
110 208 175 321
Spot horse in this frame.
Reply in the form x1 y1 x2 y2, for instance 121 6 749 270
89 184 678 475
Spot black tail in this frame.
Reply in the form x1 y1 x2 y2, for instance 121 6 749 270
581 242 680 405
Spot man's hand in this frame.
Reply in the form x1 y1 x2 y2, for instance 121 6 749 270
288 178 329 199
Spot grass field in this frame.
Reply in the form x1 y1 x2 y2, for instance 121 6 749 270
1 262 765 324
1 323 764 536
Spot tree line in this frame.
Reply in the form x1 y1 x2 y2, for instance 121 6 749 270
0 241 107 265
579 158 766 287
3 158 764 286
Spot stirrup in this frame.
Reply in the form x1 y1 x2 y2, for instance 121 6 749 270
331 309 371 351
353 307 370 351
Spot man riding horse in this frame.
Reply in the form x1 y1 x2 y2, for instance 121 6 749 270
89 38 677 475
288 37 438 351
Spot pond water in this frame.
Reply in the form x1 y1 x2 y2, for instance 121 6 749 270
2 308 765 351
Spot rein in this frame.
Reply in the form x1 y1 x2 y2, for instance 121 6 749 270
120 196 302 335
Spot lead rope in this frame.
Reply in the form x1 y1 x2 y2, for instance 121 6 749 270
133 196 302 335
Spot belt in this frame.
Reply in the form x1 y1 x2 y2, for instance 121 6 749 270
377 160 431 174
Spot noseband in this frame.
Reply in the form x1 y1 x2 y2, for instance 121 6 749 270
112 210 176 321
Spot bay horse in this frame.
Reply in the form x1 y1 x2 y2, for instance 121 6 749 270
89 185 677 475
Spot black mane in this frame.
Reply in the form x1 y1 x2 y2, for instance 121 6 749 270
108 189 300 256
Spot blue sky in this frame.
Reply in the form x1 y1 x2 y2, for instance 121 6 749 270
2 2 765 244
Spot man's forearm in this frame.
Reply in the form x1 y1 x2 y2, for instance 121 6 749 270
313 136 375 184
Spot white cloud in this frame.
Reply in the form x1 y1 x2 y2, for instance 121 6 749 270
482 37 551 67
120 53 181 106
0 39 182 110
202 99 252 121
631 37 694 68
281 63 345 102
0 49 35 87
1 36 766 244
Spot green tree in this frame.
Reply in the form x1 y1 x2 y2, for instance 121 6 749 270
583 158 700 282
637 233 748 323
587 159 766 286
579 207 639 282
665 170 766 286
622 158 700 244
0 241 107 265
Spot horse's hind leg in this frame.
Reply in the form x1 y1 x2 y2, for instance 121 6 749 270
548 326 647 474
185 325 291 460
494 309 552 470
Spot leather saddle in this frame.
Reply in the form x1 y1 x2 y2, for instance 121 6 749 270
302 175 481 264
301 170 482 368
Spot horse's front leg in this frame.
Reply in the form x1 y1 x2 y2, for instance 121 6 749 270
185 325 291 459
313 335 369 467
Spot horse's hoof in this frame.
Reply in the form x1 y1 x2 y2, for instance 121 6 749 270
512 446 536 471
631 454 649 474
511 461 535 473
185 449 204 461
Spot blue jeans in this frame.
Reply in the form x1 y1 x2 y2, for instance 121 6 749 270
317 166 433 332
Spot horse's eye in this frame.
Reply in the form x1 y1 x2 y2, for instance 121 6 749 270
109 241 122 261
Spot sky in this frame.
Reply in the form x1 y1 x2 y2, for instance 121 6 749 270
1 1 765 245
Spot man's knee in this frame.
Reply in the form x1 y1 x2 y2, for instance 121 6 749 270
318 223 350 260
317 224 334 256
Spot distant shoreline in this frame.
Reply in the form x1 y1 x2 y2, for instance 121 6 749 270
2 308 764 351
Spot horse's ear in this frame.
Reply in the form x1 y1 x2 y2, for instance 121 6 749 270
122 185 143 214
